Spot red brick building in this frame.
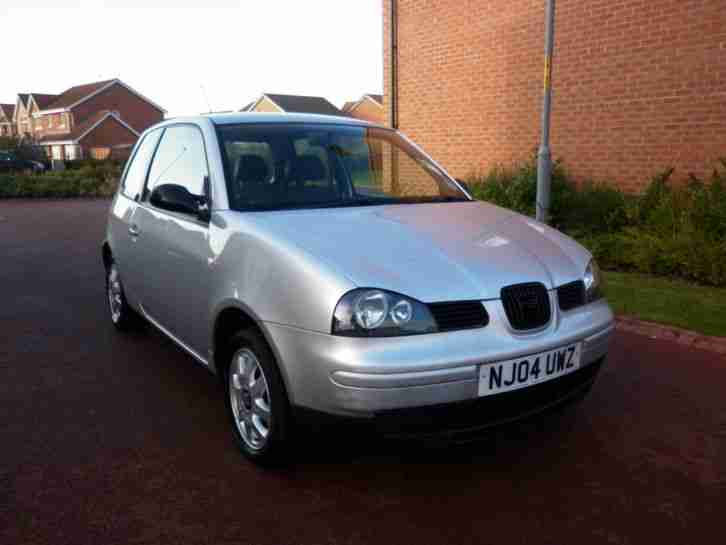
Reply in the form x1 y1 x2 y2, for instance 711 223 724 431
241 94 343 116
342 94 385 124
19 79 165 160
0 104 15 136
383 0 726 192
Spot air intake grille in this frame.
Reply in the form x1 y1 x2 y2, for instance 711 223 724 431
557 280 586 311
501 282 551 330
428 301 489 332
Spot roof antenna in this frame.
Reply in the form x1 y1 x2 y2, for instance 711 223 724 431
200 84 212 114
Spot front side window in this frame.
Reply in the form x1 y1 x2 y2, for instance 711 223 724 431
121 128 162 200
216 124 468 211
146 125 208 198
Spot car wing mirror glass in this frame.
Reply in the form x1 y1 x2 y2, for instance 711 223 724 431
149 183 199 216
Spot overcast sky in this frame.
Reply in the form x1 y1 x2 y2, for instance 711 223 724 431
0 0 383 116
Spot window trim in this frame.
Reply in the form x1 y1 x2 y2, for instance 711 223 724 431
120 127 164 201
138 122 212 223
214 122 470 211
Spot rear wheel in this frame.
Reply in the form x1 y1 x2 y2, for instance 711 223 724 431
224 329 291 465
106 263 140 331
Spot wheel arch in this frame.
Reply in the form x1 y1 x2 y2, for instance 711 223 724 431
211 300 295 405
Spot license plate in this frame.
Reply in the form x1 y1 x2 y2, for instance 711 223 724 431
478 343 582 397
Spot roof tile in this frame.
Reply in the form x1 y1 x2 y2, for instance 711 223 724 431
0 103 15 120
43 79 116 110
263 94 342 116
31 93 59 109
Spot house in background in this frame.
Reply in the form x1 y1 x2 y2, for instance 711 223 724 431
0 104 15 136
26 78 165 161
13 94 50 137
241 94 343 116
342 94 384 124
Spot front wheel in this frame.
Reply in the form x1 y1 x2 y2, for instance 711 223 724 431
224 329 291 465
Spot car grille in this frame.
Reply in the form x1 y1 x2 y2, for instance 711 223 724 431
557 280 586 311
500 282 551 330
428 301 489 332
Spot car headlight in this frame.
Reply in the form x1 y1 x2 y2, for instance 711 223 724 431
332 289 438 337
584 259 603 302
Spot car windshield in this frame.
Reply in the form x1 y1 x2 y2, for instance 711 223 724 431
216 123 469 211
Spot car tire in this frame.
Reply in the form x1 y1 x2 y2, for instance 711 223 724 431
223 329 291 466
106 262 141 331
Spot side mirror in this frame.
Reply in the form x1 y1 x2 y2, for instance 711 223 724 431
197 176 212 222
150 183 202 217
456 178 471 193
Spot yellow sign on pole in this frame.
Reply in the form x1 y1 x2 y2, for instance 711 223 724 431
543 54 552 91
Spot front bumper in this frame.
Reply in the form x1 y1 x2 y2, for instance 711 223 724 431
265 297 614 417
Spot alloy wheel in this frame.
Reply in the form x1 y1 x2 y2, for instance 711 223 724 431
107 265 123 324
229 348 272 451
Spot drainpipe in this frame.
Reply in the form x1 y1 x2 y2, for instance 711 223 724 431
389 0 400 193
389 0 398 129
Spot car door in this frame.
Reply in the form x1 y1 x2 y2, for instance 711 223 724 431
133 124 213 360
108 128 163 308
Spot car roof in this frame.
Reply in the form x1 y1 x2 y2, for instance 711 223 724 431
162 112 386 129
210 112 380 127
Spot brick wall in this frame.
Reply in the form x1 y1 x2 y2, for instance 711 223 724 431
383 0 726 192
72 82 164 133
79 116 137 156
252 97 283 113
15 100 31 136
348 98 385 124
36 112 70 136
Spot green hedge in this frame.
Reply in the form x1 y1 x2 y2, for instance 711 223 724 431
467 157 726 286
0 163 121 199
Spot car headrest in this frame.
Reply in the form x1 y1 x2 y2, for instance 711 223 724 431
234 154 269 185
294 155 327 181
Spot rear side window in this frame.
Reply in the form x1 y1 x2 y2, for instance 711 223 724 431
121 129 162 200
146 125 208 198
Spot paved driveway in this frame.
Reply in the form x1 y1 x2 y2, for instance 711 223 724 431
1 199 724 545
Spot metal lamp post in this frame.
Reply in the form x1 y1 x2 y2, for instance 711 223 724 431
536 0 556 223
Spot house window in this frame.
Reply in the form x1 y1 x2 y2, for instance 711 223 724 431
51 146 63 160
65 145 81 161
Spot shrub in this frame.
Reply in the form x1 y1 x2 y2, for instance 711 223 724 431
0 166 120 199
64 158 126 172
466 155 577 228
559 181 633 237
467 156 726 286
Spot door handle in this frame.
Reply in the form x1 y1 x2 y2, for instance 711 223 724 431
128 224 140 237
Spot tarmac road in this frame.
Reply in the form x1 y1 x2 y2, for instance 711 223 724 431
1 199 724 545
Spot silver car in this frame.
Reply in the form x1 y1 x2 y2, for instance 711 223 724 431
104 113 614 464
